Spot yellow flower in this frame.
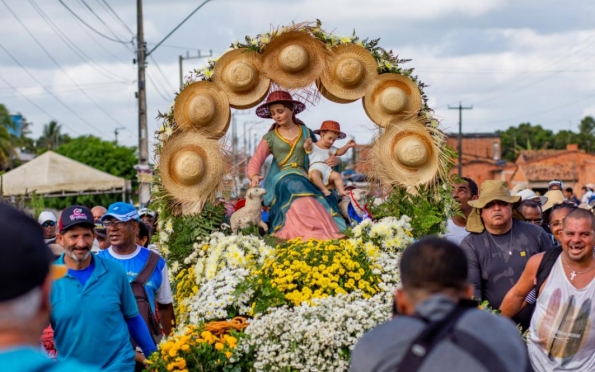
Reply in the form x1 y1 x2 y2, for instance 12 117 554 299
225 351 232 359
215 342 224 351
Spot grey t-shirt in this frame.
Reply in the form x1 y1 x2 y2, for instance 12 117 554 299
350 295 530 372
460 220 552 329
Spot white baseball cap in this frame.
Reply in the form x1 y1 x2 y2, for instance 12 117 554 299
516 189 548 205
37 211 57 224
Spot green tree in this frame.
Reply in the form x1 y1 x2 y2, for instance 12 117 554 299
44 135 138 209
497 123 555 162
37 120 71 152
0 104 17 169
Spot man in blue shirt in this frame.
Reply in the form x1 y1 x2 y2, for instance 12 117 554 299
99 202 175 337
0 203 99 372
51 206 156 372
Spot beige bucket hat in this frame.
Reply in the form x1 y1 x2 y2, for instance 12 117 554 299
466 180 521 233
173 81 231 139
542 190 566 212
212 48 271 110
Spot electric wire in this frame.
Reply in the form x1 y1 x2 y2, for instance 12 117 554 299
58 0 132 44
99 0 134 36
29 0 128 82
2 0 129 131
78 0 131 44
0 75 82 135
146 71 171 102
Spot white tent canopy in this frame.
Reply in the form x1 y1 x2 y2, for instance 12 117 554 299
1 151 130 197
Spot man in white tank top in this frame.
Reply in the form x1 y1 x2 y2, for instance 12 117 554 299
500 208 595 371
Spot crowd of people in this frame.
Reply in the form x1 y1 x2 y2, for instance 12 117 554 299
353 178 595 372
3 170 595 371
4 202 173 371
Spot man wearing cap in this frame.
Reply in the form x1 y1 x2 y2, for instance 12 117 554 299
98 202 175 340
460 180 552 330
139 208 157 234
444 177 479 245
51 205 156 371
0 203 99 371
38 210 57 244
548 179 563 191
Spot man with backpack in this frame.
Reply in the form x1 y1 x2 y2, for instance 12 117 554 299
501 208 595 371
98 202 175 370
350 237 531 372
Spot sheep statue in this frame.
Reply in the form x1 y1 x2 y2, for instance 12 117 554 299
230 187 268 234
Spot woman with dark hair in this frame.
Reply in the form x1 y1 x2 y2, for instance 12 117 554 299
246 91 346 240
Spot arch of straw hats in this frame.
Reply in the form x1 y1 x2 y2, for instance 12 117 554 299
157 21 450 215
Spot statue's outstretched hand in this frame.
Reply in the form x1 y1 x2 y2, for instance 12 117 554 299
251 175 264 188
304 138 313 151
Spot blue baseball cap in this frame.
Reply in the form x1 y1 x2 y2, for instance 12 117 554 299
101 202 140 222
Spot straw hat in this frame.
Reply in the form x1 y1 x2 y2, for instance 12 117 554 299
516 189 548 205
313 120 346 139
159 131 226 205
262 31 330 89
174 81 231 138
542 190 566 212
363 73 422 127
255 90 306 118
466 180 522 233
319 44 378 102
372 120 439 187
212 49 271 110
316 80 354 104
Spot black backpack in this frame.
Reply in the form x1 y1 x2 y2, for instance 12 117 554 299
396 299 531 372
130 251 163 346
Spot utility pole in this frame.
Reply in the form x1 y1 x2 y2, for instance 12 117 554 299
136 0 151 206
179 50 213 89
448 102 473 177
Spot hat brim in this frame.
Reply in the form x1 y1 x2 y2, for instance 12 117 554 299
313 129 346 140
212 49 272 109
467 195 521 209
538 196 548 205
363 73 423 127
319 43 378 101
255 98 306 118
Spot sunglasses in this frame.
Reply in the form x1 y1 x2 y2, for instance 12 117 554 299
483 200 510 209
41 221 56 227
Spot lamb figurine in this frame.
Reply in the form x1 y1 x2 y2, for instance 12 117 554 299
230 187 268 234
339 188 372 227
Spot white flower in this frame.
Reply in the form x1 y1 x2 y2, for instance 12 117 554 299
164 219 174 234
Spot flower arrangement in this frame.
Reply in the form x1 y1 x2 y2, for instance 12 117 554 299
146 319 251 372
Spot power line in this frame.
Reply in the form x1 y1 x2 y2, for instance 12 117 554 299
2 0 129 131
146 70 171 102
99 0 135 36
78 0 130 43
29 0 128 82
0 74 82 135
0 81 133 99
148 55 175 93
448 102 473 177
58 0 132 44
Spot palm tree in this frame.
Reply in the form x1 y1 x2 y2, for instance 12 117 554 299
39 121 63 151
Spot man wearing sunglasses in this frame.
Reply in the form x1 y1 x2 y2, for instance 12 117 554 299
37 211 57 244
460 180 552 330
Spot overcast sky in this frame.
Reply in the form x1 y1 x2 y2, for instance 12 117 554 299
0 0 594 160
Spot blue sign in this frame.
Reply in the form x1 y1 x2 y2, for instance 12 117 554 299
9 115 22 137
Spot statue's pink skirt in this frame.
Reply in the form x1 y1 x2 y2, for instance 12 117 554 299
273 197 345 241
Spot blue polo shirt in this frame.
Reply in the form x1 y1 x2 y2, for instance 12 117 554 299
50 254 139 372
0 347 100 372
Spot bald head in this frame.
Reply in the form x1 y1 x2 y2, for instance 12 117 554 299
91 206 107 222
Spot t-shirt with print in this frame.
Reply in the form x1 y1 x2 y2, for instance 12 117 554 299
98 245 173 312
460 220 553 329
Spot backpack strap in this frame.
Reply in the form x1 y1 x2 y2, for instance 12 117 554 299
133 250 160 286
397 299 476 371
535 246 562 297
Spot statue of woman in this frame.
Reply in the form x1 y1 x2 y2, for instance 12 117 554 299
246 91 346 240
